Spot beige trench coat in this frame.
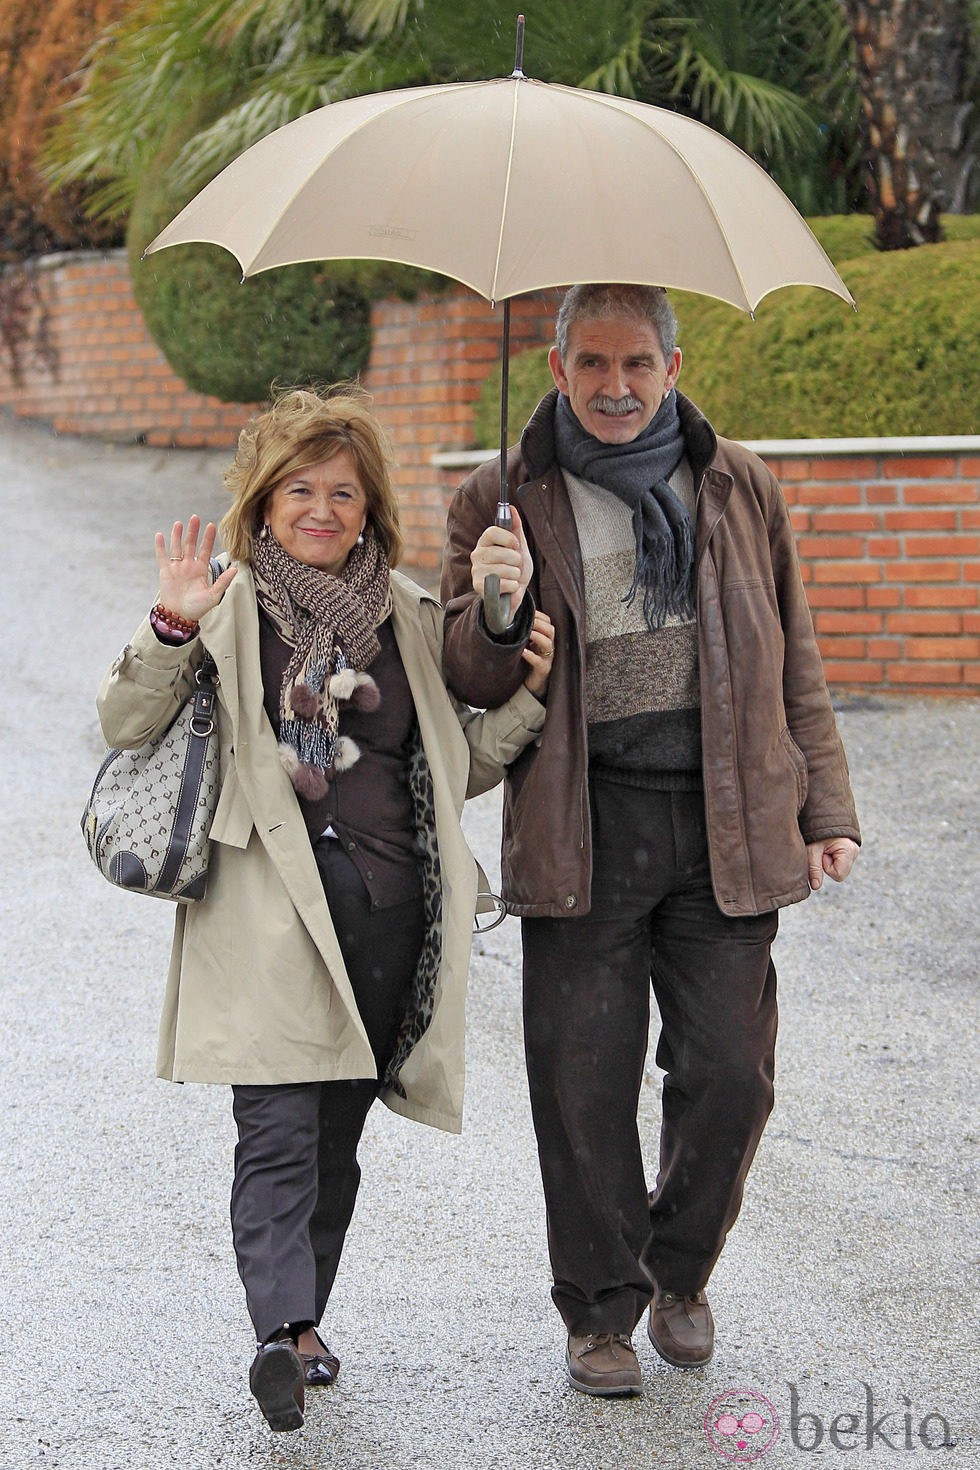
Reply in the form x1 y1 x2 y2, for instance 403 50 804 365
97 567 545 1133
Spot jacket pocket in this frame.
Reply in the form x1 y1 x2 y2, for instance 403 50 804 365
779 727 809 814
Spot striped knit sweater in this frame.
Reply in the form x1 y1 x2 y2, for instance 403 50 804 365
566 459 702 789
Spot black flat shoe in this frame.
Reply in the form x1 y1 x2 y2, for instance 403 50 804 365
249 1339 305 1432
301 1328 340 1387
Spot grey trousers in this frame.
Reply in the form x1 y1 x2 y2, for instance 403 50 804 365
522 779 779 1337
230 841 424 1343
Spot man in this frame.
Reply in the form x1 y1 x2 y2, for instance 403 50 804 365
441 283 860 1397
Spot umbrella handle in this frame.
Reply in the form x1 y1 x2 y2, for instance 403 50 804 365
483 501 513 636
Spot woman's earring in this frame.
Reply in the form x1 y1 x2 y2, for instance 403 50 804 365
356 529 365 546
259 522 270 541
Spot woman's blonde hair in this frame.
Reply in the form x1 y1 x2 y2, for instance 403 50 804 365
220 382 404 566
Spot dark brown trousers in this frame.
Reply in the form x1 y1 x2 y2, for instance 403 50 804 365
522 778 778 1337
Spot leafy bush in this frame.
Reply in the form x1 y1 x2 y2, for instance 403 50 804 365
127 111 374 404
474 216 980 443
0 0 127 255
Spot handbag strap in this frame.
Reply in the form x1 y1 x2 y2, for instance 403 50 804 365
196 554 224 687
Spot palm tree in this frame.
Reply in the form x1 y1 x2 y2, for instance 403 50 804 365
45 0 858 221
637 0 860 213
842 0 978 248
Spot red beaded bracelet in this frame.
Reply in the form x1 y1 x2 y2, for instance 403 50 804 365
152 602 200 634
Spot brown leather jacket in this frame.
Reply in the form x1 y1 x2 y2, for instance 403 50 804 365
441 390 860 918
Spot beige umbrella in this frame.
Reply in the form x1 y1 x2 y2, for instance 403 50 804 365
147 18 853 625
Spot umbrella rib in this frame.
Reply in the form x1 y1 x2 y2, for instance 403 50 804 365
490 78 522 305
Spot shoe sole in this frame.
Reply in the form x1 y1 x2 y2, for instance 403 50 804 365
646 1315 713 1370
251 1352 305 1432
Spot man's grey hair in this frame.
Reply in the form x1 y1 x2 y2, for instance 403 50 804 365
555 284 679 365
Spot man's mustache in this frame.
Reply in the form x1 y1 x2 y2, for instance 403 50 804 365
588 394 643 416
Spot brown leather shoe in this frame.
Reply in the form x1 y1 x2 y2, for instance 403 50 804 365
566 1333 643 1396
249 1339 305 1431
647 1287 715 1367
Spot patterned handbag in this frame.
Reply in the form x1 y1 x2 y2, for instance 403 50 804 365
81 651 221 902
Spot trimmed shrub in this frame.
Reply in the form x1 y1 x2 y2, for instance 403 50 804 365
127 112 374 404
473 216 980 444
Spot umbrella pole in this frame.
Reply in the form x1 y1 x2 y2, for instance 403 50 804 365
483 13 525 636
483 296 513 634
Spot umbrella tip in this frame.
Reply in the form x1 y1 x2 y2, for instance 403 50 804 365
512 14 526 77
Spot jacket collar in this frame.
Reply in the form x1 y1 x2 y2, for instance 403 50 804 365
519 386 732 568
521 386 719 484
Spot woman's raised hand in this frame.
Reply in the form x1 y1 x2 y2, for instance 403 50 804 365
154 516 237 623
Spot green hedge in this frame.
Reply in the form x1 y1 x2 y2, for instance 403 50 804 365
473 216 980 444
126 108 378 404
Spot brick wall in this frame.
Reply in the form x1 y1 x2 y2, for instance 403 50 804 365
772 448 980 692
0 251 258 446
1 250 977 694
362 289 559 572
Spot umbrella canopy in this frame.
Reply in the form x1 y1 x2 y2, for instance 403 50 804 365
147 40 854 631
146 75 852 316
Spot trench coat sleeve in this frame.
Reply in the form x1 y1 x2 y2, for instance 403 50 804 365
415 594 545 798
97 619 202 748
766 481 861 846
440 458 535 709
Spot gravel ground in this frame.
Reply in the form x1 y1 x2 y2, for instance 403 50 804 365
0 414 976 1469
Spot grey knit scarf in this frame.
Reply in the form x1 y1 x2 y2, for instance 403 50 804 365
554 389 694 628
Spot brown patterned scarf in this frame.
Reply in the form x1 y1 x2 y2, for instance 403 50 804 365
251 524 392 799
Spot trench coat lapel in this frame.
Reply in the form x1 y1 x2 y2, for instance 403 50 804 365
200 569 372 1054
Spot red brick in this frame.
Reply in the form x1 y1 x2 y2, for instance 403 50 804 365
796 483 864 505
887 612 962 635
882 456 958 478
889 663 963 685
906 535 980 557
962 512 980 529
883 509 958 530
905 636 980 659
810 457 878 479
813 562 882 583
812 512 880 532
866 587 903 607
885 561 960 582
814 612 882 633
821 660 884 683
818 635 866 658
867 538 902 558
774 459 813 482
903 483 978 504
798 535 867 558
867 638 902 660
806 586 866 608
904 586 978 607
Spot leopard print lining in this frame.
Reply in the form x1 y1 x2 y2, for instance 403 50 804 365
382 725 443 1096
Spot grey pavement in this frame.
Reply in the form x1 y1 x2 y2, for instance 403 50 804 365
0 411 977 1469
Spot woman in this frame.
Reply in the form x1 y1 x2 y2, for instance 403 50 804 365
97 385 553 1433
